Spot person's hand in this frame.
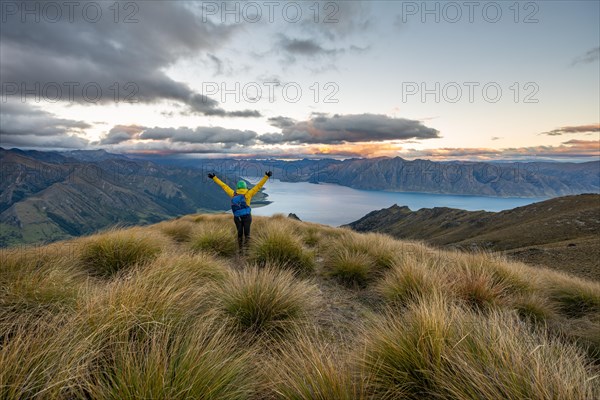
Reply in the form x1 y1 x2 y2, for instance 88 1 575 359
266 171 272 177
208 173 215 179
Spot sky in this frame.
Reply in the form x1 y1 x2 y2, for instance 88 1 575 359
0 0 599 161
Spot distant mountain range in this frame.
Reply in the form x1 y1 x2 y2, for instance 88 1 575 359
0 148 267 247
2 148 599 247
142 156 600 198
345 194 600 281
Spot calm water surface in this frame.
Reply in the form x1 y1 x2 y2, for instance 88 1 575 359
246 178 548 226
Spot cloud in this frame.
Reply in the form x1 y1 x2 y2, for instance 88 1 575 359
540 124 600 136
298 1 372 41
138 126 257 145
258 113 440 144
278 35 338 57
208 53 224 75
306 142 404 158
571 47 600 66
0 102 91 148
0 1 259 117
401 140 599 160
0 103 89 133
268 116 297 128
98 125 145 145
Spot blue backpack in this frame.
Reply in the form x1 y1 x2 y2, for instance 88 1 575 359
231 192 251 217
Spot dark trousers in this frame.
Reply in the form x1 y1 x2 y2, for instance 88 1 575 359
234 214 252 249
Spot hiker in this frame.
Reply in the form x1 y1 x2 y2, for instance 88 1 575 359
207 171 272 251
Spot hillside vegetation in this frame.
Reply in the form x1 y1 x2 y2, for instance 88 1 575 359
1 214 599 399
347 194 600 281
0 148 268 247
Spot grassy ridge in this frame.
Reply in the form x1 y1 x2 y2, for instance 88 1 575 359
1 214 599 399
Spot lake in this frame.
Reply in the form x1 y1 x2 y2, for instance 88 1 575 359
246 178 548 226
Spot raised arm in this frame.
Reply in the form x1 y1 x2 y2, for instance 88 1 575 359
246 171 271 199
209 174 234 197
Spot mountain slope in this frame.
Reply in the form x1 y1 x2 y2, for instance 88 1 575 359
316 157 600 197
0 148 268 246
149 156 600 197
346 194 600 280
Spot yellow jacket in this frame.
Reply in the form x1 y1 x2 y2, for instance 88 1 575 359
212 174 269 206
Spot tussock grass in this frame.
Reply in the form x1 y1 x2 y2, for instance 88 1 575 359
302 225 322 247
324 232 399 274
79 229 164 277
541 274 600 318
441 252 533 310
145 252 228 284
264 332 370 399
324 247 374 287
191 213 229 223
0 246 87 338
362 295 600 400
78 262 218 334
248 223 315 274
213 266 318 339
0 314 85 400
84 319 255 400
157 219 195 242
2 215 600 399
362 294 455 398
455 266 511 309
189 221 237 257
376 255 447 306
510 294 557 323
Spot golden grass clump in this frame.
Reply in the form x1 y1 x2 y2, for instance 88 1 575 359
264 332 370 400
323 247 374 287
444 252 532 310
79 229 165 277
78 256 224 335
0 245 87 325
376 255 448 306
248 222 315 274
324 232 399 272
0 314 87 400
540 272 600 318
302 225 322 247
510 293 558 323
83 319 256 400
144 252 228 284
157 219 195 242
213 266 318 339
361 295 600 400
189 221 238 257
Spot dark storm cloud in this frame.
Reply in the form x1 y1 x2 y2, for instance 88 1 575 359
0 102 90 148
258 113 440 144
0 0 259 117
139 126 258 145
